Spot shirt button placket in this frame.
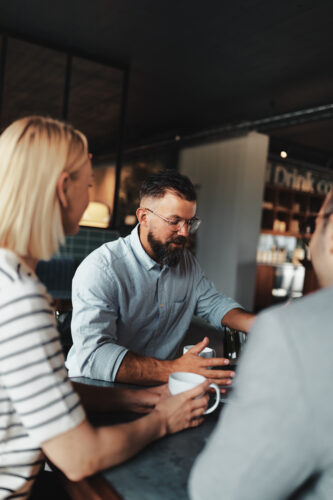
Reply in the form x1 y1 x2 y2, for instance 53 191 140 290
156 270 166 345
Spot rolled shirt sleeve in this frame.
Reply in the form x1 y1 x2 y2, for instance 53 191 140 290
67 260 128 382
194 266 242 329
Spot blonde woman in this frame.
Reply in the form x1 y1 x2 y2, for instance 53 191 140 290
0 116 209 500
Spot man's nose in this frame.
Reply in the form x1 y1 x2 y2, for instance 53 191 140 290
177 221 190 236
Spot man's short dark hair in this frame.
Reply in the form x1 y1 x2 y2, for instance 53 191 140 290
139 170 196 202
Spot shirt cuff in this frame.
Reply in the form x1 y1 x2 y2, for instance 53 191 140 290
90 344 129 382
209 299 243 330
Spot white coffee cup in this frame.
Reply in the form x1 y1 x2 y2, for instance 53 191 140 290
183 345 216 358
168 372 220 415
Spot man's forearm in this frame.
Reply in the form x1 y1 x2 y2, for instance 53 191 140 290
115 345 236 387
222 307 255 333
115 351 175 385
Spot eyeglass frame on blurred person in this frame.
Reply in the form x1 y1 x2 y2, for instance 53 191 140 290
144 207 201 233
300 211 333 244
314 211 333 231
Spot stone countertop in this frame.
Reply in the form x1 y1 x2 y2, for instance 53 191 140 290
70 319 231 499
103 406 221 500
72 375 224 500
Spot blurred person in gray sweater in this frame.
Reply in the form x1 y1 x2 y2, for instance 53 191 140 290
189 190 333 500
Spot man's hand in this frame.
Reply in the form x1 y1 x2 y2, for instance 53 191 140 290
172 337 235 389
115 339 236 386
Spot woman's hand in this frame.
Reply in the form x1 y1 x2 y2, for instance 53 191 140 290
155 380 210 435
125 384 170 414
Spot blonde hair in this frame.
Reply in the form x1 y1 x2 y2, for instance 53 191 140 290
0 116 88 260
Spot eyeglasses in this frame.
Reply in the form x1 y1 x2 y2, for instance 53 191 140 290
144 207 201 234
300 211 333 236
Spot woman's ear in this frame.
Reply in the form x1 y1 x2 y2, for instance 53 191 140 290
56 171 70 209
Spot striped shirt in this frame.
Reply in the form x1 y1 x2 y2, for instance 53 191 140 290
0 249 85 500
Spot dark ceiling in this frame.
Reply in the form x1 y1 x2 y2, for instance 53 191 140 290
1 0 333 158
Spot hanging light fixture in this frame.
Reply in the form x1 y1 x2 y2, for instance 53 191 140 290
79 201 111 228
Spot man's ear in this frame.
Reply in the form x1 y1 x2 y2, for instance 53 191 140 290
136 207 147 226
56 171 70 209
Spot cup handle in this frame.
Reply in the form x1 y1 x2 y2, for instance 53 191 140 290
204 383 220 415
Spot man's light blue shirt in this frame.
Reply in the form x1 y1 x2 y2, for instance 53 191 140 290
66 225 241 381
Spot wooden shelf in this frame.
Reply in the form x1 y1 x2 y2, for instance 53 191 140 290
256 185 323 312
290 210 307 216
261 184 325 236
261 229 311 239
275 206 290 213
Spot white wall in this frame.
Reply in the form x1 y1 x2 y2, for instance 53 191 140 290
179 132 269 311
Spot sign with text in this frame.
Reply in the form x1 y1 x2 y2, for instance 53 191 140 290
266 161 333 195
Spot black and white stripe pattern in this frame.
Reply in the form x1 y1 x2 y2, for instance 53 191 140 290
0 249 85 500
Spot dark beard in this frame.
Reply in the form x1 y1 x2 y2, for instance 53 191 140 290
148 231 186 267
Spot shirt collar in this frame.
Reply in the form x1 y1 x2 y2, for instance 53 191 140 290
130 225 159 271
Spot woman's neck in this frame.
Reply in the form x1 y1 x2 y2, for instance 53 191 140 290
19 256 38 272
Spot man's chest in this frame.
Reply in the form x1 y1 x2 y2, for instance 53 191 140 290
114 267 195 326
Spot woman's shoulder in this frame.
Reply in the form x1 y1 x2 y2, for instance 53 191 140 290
0 249 51 305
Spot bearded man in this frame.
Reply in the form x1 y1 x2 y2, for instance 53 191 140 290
66 170 254 384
